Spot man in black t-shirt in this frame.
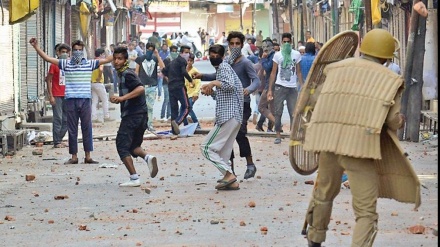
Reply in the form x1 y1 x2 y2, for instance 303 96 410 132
135 42 165 131
161 45 193 135
110 47 159 187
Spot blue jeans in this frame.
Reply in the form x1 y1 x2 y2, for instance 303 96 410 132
52 96 68 145
161 84 171 119
247 55 259 64
254 91 261 114
183 97 199 125
157 77 163 97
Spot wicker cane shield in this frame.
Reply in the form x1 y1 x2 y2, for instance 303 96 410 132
289 31 359 175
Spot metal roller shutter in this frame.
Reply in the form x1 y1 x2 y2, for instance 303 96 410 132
12 24 21 114
387 6 406 72
71 8 80 41
36 10 46 100
26 15 39 103
55 4 64 44
0 1 15 115
45 3 54 57
20 21 29 113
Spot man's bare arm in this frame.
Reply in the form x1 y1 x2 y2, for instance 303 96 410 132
29 38 59 65
267 62 278 100
98 54 113 66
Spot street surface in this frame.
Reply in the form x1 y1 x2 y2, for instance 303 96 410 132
0 60 438 246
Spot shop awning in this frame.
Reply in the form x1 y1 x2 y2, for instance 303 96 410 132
9 0 40 25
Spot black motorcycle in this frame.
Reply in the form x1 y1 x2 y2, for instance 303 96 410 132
190 42 203 58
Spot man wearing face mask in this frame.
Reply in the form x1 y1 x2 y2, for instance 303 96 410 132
267 32 303 145
29 38 114 165
160 45 178 121
46 43 71 148
200 44 243 191
161 45 193 135
256 39 276 133
135 43 165 131
193 31 260 180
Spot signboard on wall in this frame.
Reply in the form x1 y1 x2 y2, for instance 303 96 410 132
131 11 148 26
225 19 253 32
149 1 190 13
217 4 234 13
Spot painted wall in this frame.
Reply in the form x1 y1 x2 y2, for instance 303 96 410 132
422 8 438 100
255 9 270 39
206 4 267 43
181 8 210 33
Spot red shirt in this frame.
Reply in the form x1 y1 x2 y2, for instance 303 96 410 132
48 64 65 96
249 43 258 53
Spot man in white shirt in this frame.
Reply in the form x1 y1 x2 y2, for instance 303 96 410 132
267 32 303 144
127 42 138 69
241 38 258 64
180 32 192 47
241 40 253 57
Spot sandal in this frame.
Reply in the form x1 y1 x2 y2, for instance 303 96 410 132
64 159 78 165
215 178 237 190
84 158 99 164
217 182 240 191
54 143 66 148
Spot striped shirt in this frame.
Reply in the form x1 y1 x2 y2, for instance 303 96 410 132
59 59 100 99
212 62 244 126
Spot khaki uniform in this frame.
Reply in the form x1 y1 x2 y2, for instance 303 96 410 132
304 58 421 246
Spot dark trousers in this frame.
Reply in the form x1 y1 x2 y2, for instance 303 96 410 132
65 98 93 154
103 66 114 85
183 97 199 125
169 87 191 125
230 102 252 160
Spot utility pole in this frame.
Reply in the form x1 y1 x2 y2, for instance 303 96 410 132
302 0 308 37
398 0 428 142
239 0 244 31
363 0 373 32
288 0 294 33
273 0 280 40
332 0 339 34
252 0 257 30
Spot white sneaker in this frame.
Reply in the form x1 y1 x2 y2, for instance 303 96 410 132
145 155 158 178
119 179 141 187
148 125 156 132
